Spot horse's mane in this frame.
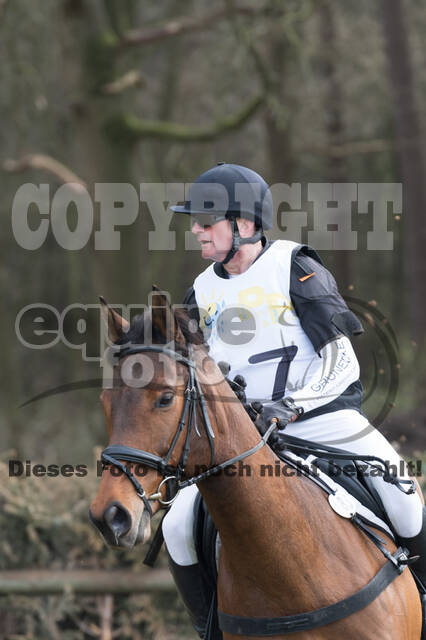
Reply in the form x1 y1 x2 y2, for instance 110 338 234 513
115 307 206 355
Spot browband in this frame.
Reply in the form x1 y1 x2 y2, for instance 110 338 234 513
114 344 195 368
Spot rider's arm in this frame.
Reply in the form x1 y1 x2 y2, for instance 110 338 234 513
262 248 364 424
285 335 360 413
289 247 363 353
262 336 360 425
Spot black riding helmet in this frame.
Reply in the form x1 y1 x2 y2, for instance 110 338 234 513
171 163 273 264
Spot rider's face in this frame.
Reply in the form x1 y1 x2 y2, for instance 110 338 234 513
191 218 233 261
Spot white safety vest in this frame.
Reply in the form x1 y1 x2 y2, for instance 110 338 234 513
193 240 326 403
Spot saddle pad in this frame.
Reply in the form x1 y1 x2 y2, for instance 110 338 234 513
311 457 387 522
285 450 395 539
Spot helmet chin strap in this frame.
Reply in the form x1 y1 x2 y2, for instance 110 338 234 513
221 218 263 265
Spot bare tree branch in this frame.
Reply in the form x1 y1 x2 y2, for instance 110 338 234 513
224 0 272 93
69 614 100 638
105 94 265 143
320 138 393 157
300 137 422 158
2 154 87 192
100 70 145 95
118 6 258 48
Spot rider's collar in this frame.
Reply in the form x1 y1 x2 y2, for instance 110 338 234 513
213 236 271 279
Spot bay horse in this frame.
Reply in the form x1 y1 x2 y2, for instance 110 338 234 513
90 291 421 639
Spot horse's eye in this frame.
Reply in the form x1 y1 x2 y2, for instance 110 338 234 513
155 392 175 408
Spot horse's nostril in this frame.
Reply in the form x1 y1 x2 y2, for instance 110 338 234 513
104 503 132 540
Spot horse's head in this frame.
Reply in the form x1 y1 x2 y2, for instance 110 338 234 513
89 288 221 548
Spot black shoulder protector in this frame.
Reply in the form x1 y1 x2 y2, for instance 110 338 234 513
290 246 364 352
331 310 364 337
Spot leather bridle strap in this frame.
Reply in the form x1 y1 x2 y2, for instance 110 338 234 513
102 452 153 517
102 445 176 476
115 344 196 369
102 407 279 493
118 344 216 466
218 547 409 636
101 343 216 508
178 421 279 489
274 434 416 495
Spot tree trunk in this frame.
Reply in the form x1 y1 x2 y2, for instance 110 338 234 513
263 26 293 185
381 0 426 347
318 0 351 289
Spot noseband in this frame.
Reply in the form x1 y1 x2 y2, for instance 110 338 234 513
101 343 278 516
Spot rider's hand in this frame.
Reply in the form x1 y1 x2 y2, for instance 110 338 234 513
262 397 304 429
218 361 248 403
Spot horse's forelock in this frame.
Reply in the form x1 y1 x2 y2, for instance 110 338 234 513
114 307 205 351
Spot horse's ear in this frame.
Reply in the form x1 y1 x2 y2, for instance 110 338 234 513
151 285 185 345
99 296 129 342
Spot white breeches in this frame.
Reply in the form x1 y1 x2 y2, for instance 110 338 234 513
162 410 423 565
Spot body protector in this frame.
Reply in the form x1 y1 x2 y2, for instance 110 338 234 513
184 241 364 419
171 163 273 263
193 239 353 404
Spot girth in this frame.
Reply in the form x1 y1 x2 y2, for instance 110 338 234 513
218 548 409 636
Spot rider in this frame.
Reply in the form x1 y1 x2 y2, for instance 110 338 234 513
163 163 426 637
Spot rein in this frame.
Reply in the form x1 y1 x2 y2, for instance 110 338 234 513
101 344 278 513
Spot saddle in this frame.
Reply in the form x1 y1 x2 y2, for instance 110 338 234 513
307 456 387 522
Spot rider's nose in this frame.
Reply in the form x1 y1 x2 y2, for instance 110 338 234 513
103 502 132 539
191 221 204 234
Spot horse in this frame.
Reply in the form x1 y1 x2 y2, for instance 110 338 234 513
89 290 422 639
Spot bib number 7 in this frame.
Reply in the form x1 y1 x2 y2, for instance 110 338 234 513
248 346 298 401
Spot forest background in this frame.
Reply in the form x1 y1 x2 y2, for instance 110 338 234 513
0 1 425 638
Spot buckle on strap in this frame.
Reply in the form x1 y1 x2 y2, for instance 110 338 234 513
148 476 179 506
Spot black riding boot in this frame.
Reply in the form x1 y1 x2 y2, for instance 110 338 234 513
400 506 426 639
168 557 211 638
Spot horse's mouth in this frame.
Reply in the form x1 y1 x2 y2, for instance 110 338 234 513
135 509 152 545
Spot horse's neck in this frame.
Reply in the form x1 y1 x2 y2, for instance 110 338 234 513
183 354 410 627
186 369 307 562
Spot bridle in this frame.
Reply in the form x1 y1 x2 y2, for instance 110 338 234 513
101 343 278 516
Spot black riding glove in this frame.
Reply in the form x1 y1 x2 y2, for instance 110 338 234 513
217 361 248 403
262 397 304 429
244 401 264 423
218 362 264 422
217 362 301 429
